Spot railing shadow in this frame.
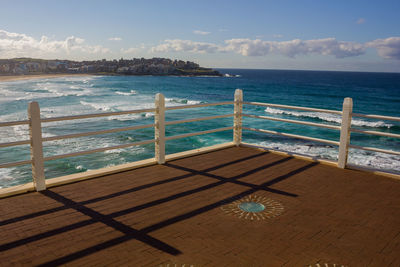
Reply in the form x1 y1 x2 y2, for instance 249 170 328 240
0 149 319 265
0 149 267 227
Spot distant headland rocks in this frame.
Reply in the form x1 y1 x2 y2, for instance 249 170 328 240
0 57 222 77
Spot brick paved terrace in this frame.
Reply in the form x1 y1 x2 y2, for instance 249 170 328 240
1 146 400 266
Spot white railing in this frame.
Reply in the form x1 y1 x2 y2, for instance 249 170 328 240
1 89 399 193
241 94 400 170
0 94 234 192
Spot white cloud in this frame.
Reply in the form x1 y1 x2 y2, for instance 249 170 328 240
224 39 272 56
224 38 365 58
193 30 210 35
273 34 283 38
356 18 366 24
366 37 400 60
151 39 221 53
151 38 365 58
0 29 110 58
109 37 122 41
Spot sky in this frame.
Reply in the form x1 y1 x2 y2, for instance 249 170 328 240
0 0 400 72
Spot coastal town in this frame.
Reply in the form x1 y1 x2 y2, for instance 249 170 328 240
0 57 222 76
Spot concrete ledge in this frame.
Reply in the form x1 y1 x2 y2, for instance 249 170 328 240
0 182 35 198
46 158 157 188
347 164 400 180
165 142 235 161
0 159 157 199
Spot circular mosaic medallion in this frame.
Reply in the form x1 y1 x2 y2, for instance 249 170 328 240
221 195 284 220
238 202 265 212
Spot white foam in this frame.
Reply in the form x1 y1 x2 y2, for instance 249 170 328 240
165 97 202 106
348 149 400 172
265 107 394 128
76 165 85 170
0 168 17 188
224 73 241 78
115 90 137 96
80 101 114 111
257 140 338 160
255 140 400 172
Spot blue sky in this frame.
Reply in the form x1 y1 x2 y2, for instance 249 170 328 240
1 0 400 72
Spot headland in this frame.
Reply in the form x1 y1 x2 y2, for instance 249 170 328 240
0 57 222 79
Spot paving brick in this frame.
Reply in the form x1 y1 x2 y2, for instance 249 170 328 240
1 147 400 266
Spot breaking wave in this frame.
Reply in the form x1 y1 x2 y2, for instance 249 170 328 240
265 107 394 128
115 90 137 96
165 97 202 105
256 140 400 173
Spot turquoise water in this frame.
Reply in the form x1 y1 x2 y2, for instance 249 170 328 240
1 69 400 188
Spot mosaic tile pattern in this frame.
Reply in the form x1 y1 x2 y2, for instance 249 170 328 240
221 195 284 220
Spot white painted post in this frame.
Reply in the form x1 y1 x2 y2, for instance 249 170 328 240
155 93 166 164
234 89 243 146
338 97 353 168
28 101 46 191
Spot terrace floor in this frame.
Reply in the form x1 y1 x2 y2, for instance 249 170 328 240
1 146 400 266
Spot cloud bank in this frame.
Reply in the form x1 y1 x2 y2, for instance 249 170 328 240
152 37 400 60
0 29 110 58
1 29 399 61
366 37 400 60
151 39 221 54
225 38 365 58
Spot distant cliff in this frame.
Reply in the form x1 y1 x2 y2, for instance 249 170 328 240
0 57 222 76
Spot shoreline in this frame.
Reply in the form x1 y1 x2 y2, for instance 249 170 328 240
0 73 94 82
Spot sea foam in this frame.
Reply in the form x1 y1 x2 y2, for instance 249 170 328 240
265 107 394 128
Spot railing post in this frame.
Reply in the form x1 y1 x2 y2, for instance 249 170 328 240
155 93 166 164
28 101 46 191
338 97 353 168
234 89 243 146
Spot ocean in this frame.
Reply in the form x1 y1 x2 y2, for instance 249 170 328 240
1 69 400 188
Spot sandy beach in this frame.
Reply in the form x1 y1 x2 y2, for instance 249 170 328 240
0 73 93 82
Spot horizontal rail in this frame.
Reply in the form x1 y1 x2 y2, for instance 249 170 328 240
165 114 234 126
41 108 155 123
242 114 341 130
42 123 155 142
165 126 234 141
350 128 400 139
0 159 32 169
0 120 29 127
243 101 342 115
0 139 30 148
242 126 340 146
165 101 234 111
44 139 155 161
352 113 400 122
349 144 400 156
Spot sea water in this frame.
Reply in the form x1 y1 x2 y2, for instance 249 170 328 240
1 69 399 188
